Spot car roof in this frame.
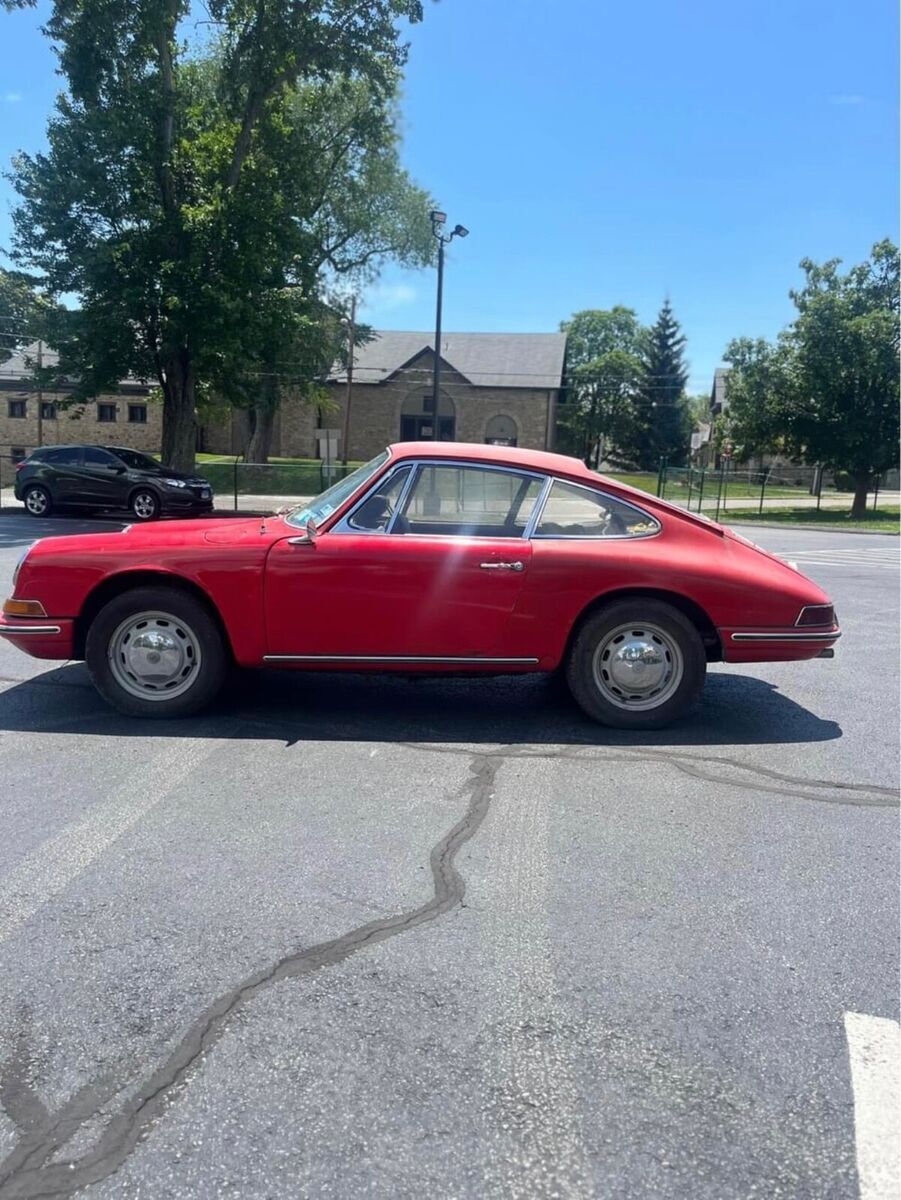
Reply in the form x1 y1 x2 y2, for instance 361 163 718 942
387 441 597 480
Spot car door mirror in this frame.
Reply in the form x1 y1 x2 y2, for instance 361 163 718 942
287 519 319 546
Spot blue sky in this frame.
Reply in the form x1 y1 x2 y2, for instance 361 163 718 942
1 0 898 392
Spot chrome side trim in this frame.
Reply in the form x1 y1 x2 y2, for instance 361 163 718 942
730 631 842 642
262 654 541 664
0 624 62 636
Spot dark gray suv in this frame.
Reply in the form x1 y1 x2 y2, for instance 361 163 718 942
14 445 214 520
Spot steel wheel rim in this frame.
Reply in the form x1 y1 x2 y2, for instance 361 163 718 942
108 610 202 701
25 489 48 515
132 492 157 519
592 621 684 711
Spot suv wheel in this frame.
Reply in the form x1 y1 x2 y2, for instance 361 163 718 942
566 599 706 729
23 485 53 518
130 489 160 521
86 585 228 717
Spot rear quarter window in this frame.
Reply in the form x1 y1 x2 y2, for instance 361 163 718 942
535 481 660 538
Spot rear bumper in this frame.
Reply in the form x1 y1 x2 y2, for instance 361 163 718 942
0 615 75 659
720 626 841 663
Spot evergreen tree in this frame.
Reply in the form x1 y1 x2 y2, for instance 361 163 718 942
626 299 691 468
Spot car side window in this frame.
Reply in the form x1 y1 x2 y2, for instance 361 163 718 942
83 447 118 467
42 447 82 465
394 465 544 538
534 481 660 538
346 466 412 532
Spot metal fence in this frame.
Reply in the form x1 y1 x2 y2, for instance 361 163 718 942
656 462 890 517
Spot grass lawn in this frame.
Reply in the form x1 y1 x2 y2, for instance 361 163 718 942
723 506 900 533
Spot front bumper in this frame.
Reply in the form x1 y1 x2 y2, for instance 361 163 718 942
0 613 75 660
720 625 842 663
159 488 214 514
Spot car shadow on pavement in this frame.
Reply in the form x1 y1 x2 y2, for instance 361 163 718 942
0 662 841 747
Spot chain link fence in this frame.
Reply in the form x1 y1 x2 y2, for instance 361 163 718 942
656 462 893 517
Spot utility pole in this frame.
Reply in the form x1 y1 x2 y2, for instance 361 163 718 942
429 211 469 431
36 339 43 449
341 296 356 466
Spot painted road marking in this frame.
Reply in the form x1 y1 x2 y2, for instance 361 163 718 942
0 733 232 945
783 549 899 571
844 1011 901 1200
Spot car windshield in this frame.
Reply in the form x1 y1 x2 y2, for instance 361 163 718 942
285 451 390 529
113 449 161 471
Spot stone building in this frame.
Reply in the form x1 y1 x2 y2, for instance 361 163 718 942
205 330 567 460
0 346 157 465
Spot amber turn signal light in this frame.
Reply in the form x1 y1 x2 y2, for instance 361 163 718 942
2 598 48 617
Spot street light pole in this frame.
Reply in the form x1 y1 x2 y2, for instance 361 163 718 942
429 211 468 433
340 296 355 466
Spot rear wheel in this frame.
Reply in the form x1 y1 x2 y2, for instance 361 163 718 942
566 599 706 729
86 585 228 717
23 485 53 518
130 489 160 521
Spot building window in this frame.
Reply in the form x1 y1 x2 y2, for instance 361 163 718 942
11 446 26 463
128 404 147 424
399 391 455 442
7 400 26 419
485 414 518 447
97 403 118 423
41 401 57 420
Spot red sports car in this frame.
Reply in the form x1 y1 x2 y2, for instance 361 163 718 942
0 442 840 729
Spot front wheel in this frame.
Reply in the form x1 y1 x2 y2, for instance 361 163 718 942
130 489 160 521
565 599 706 729
86 586 228 717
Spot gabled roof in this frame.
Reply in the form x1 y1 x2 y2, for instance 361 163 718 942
330 330 567 390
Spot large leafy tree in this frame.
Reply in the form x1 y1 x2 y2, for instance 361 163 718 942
2 0 425 471
627 298 691 469
724 241 899 517
558 308 646 468
0 266 53 365
220 76 434 462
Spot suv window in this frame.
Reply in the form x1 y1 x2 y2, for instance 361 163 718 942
534 481 660 538
395 464 545 538
84 447 118 467
39 446 83 466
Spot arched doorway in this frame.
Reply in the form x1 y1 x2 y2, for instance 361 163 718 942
400 391 455 442
485 414 518 447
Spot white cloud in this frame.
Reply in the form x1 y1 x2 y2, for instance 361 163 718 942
364 282 417 311
3 92 23 103
829 94 865 106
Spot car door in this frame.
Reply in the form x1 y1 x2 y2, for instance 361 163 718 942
77 446 127 506
264 462 546 663
36 446 84 502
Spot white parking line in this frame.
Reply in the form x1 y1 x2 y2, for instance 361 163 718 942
0 733 231 945
844 1011 901 1200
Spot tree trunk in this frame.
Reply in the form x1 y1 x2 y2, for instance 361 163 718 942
850 472 871 519
245 370 279 463
160 354 196 473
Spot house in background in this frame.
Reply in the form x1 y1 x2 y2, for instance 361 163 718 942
205 330 567 460
0 345 156 463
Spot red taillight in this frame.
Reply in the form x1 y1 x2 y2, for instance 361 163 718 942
14 461 27 471
796 604 835 627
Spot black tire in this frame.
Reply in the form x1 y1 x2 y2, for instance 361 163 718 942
85 585 228 718
565 599 706 730
23 484 53 518
129 488 161 521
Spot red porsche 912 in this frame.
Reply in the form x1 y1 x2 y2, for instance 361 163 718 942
0 443 840 728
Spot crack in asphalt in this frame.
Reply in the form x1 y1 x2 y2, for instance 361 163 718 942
0 754 501 1198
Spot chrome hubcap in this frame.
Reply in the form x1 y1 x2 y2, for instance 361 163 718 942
592 621 683 711
108 611 202 700
26 490 48 515
133 492 157 519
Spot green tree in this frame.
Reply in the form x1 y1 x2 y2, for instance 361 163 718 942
724 241 899 517
221 76 434 462
0 266 53 364
2 0 425 471
627 298 691 469
558 308 645 468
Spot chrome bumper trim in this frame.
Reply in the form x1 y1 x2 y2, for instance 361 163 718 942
262 654 540 664
0 624 62 636
730 630 841 642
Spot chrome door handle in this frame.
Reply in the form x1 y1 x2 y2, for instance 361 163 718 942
479 561 524 572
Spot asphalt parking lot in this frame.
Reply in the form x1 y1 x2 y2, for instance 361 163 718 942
0 512 897 1199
